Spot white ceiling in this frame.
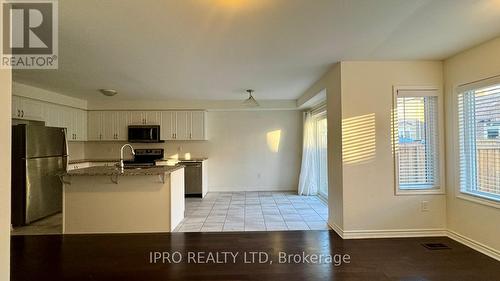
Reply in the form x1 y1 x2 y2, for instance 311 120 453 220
13 0 500 101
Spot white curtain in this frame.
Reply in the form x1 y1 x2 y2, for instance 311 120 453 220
298 112 319 196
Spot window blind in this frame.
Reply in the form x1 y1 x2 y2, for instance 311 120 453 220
396 95 439 189
458 83 500 200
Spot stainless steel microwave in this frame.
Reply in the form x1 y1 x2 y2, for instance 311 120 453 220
128 125 161 143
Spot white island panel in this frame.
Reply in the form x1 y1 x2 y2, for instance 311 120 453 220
63 167 184 234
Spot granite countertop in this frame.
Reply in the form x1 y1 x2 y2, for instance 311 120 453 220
63 164 185 177
69 159 120 164
157 157 208 162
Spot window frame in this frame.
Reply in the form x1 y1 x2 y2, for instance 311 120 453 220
314 111 328 200
311 103 328 200
393 86 445 196
455 76 500 208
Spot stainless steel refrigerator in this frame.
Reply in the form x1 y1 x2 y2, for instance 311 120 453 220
11 124 68 226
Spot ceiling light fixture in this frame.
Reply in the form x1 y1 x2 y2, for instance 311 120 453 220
242 89 259 107
99 89 118 97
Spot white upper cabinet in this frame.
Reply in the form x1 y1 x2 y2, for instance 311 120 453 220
12 96 44 121
43 103 62 127
127 112 144 125
115 111 128 140
87 111 103 141
159 111 207 141
12 97 207 142
64 107 87 141
12 96 20 118
11 96 87 141
190 111 206 140
75 109 87 141
144 111 161 125
88 111 128 141
161 112 175 140
101 111 116 140
175 111 190 140
127 111 161 125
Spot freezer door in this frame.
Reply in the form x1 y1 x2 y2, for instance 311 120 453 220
26 126 67 158
25 156 64 224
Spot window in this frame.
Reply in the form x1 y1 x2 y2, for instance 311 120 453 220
316 114 328 199
458 82 500 202
394 88 441 194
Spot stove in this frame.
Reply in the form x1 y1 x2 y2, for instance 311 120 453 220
128 149 164 166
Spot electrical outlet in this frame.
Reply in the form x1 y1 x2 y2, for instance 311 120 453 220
421 201 429 212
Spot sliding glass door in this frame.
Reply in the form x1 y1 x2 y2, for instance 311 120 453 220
316 114 328 199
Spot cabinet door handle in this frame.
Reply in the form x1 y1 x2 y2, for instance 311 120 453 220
190 133 192 139
21 110 24 117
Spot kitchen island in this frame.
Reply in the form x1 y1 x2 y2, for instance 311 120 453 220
60 165 185 234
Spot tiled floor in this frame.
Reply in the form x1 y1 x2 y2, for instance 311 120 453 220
11 213 62 236
175 192 329 232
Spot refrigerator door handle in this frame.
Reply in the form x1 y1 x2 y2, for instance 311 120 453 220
64 128 69 171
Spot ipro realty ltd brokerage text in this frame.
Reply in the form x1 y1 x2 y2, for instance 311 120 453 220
149 251 351 266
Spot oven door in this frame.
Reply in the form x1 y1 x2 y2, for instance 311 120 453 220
128 126 160 142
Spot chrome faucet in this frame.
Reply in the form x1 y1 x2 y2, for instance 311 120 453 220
120 144 135 170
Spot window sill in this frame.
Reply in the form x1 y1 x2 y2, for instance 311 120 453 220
395 188 445 196
457 191 500 209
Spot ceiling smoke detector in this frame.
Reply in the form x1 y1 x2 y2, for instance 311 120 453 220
99 89 118 97
242 89 259 107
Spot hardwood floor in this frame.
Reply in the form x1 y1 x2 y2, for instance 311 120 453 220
11 231 500 281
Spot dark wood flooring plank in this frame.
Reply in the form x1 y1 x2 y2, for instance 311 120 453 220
11 231 500 281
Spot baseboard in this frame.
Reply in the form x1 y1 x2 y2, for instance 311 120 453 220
208 187 297 192
327 223 446 239
325 224 499 261
327 221 344 238
341 228 447 239
447 230 500 261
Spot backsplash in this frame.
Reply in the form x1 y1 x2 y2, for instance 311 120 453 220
83 141 211 160
67 142 85 160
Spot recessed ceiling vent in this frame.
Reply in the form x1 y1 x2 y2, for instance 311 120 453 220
422 243 451 250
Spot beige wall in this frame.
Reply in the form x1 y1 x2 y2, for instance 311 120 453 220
300 61 447 234
444 37 500 252
0 69 12 279
83 110 303 191
300 63 344 230
340 61 446 232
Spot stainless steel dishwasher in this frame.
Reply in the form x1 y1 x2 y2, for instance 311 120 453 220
181 161 203 197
